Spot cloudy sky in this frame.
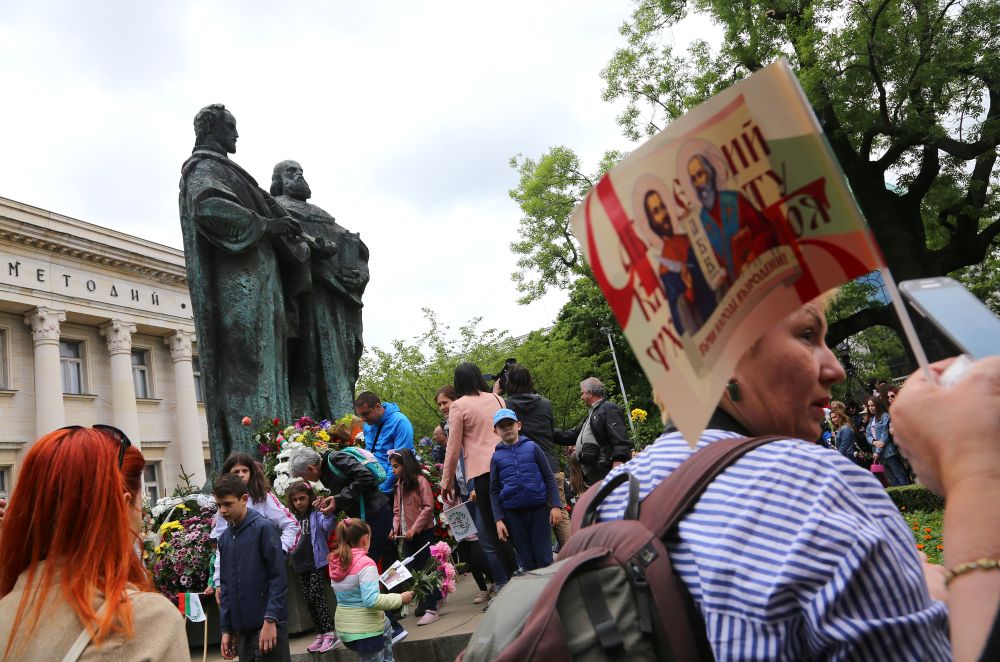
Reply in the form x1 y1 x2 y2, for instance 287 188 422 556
0 1 706 352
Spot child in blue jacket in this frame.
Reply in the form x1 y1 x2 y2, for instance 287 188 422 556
489 409 563 571
213 474 290 662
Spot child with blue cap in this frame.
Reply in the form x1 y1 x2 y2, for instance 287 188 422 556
488 408 564 570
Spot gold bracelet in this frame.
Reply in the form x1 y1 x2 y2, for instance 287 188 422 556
943 558 1000 586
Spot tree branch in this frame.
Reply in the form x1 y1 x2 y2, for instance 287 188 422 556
826 303 898 349
902 145 940 205
865 0 894 132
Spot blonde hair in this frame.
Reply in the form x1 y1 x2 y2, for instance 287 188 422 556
829 401 851 430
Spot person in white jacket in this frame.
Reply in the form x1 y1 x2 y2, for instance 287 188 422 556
207 453 300 592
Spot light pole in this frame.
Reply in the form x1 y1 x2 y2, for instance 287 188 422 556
601 326 635 435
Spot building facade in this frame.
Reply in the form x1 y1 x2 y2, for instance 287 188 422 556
0 196 209 501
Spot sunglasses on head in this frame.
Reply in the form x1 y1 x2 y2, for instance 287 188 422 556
59 424 133 468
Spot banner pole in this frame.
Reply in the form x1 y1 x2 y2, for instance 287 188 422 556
202 617 208 662
878 266 935 382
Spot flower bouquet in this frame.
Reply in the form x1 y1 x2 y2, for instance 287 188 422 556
248 415 337 499
407 541 457 607
330 412 364 445
144 494 218 604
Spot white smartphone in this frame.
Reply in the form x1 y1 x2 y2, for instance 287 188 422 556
899 277 1000 359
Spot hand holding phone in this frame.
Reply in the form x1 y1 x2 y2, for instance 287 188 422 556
899 277 1000 360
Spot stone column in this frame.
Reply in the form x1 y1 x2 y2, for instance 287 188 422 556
24 307 67 439
100 320 141 447
166 331 206 486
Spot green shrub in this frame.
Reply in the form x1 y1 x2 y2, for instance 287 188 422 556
887 484 944 512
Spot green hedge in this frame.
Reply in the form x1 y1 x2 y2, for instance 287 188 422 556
887 484 944 512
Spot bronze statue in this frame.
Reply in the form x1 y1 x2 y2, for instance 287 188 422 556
271 160 369 421
178 104 303 465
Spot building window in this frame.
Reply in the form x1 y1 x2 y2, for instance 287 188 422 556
0 465 10 498
60 340 84 394
144 463 161 503
192 356 203 402
132 349 151 399
0 329 8 389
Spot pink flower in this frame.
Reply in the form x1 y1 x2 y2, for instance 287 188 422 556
441 576 456 598
430 541 452 563
241 416 252 426
443 562 456 581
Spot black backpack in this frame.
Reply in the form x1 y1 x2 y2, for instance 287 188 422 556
459 435 783 661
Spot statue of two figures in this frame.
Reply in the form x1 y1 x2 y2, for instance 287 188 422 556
178 103 368 465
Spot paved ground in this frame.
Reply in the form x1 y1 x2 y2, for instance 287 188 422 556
193 574 486 661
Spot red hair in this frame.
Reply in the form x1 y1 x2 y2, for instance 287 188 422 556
0 428 151 659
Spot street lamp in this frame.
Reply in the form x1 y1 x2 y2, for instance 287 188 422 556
601 326 635 435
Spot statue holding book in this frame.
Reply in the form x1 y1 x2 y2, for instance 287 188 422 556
271 160 370 421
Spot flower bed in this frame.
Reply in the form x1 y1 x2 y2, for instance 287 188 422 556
901 509 944 564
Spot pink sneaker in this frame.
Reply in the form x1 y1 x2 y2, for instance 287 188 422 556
306 633 325 653
318 633 340 653
416 610 439 626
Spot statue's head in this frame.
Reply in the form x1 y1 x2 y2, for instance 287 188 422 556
270 160 311 201
193 104 238 154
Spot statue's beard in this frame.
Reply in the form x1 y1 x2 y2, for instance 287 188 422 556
696 181 717 209
284 177 312 200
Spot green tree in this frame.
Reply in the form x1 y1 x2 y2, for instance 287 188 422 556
508 147 626 303
358 310 515 436
601 0 999 351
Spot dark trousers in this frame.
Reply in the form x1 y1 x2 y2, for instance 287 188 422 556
456 537 491 591
236 623 291 662
471 473 518 586
884 454 910 487
367 499 401 626
297 568 333 634
367 501 393 567
402 528 442 611
504 504 554 571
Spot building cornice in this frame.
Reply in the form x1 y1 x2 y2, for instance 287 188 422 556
0 199 188 287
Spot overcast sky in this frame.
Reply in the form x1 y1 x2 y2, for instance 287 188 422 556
0 1 707 353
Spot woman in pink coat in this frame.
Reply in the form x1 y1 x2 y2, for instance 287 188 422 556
441 362 517 592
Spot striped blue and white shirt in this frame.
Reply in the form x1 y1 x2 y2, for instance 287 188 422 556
596 428 950 661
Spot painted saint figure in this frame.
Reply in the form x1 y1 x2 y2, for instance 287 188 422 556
643 190 715 336
687 154 781 292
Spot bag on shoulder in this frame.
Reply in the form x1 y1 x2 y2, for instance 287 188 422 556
459 435 783 662
328 446 388 485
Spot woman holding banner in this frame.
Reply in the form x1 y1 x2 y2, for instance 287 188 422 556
594 298 950 659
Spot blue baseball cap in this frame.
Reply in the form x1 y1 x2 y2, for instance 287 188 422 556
493 408 518 427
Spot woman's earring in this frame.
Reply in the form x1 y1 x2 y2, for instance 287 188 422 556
726 380 741 402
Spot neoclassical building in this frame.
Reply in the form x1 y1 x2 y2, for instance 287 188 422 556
0 196 209 501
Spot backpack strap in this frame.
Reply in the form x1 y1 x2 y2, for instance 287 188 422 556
638 435 786 538
575 471 640 529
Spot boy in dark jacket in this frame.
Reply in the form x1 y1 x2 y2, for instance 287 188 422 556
214 474 291 662
489 409 563 571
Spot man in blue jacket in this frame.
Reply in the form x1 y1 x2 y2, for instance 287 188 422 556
489 409 563 572
214 474 290 662
354 391 414 495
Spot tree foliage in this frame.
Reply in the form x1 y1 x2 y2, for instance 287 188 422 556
508 147 626 303
601 0 999 349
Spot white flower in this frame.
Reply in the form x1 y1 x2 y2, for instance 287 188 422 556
272 473 291 496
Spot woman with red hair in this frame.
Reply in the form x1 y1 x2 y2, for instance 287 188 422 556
0 427 189 660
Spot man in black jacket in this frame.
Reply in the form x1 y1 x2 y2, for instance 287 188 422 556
500 364 571 547
554 377 633 486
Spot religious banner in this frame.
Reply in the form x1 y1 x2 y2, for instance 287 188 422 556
570 59 884 446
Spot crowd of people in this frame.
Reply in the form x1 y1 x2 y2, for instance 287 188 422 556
3 311 1000 660
824 381 912 487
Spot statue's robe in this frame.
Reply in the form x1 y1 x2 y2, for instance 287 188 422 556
179 149 294 465
275 195 369 421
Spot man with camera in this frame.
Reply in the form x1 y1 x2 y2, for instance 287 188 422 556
554 377 633 486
